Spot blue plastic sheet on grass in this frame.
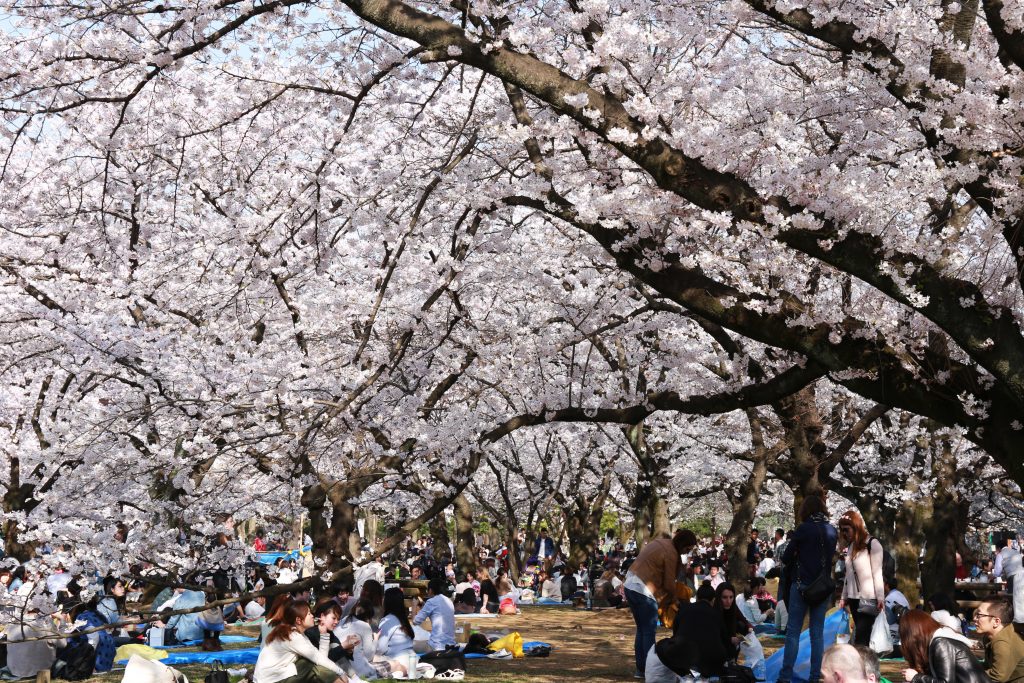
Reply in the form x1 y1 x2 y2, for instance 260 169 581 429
255 546 311 565
120 648 262 666
764 610 849 683
460 641 553 659
155 636 257 649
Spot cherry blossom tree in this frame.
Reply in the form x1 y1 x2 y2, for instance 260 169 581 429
2 0 1024 584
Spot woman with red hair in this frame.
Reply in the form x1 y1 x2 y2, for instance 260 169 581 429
253 600 349 683
837 510 885 646
898 609 988 683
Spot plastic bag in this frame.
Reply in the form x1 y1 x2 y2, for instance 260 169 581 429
739 632 766 681
488 631 524 658
869 610 893 655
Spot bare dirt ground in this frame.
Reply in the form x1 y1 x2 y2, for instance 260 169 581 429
89 606 909 683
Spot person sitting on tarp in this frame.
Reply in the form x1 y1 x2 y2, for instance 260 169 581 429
165 589 207 644
644 582 730 683
97 577 142 646
7 607 68 679
254 600 350 683
305 600 355 664
412 579 455 652
66 598 117 673
454 588 477 615
537 570 562 604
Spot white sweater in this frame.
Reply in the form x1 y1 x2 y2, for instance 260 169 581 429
336 618 375 665
253 631 345 683
842 538 885 601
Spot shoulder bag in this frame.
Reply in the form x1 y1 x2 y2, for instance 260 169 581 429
799 524 836 605
853 538 881 616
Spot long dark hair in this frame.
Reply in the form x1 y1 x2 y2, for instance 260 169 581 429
101 576 125 611
715 582 746 636
266 600 308 644
382 587 414 639
360 580 384 607
348 599 375 624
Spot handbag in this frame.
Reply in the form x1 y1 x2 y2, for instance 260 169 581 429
853 538 882 615
204 660 228 683
421 646 467 675
799 524 836 605
722 662 758 683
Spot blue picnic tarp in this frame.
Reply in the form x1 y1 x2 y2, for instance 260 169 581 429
764 609 850 683
461 641 553 659
255 546 311 565
155 635 257 649
130 648 262 666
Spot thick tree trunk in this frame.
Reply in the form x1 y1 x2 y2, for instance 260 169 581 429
429 512 450 559
3 480 39 562
565 506 603 570
1 519 36 563
625 423 670 550
364 510 379 548
633 496 653 550
725 454 771 590
651 495 671 538
301 482 359 579
453 494 478 574
506 532 524 580
893 489 926 606
920 439 959 601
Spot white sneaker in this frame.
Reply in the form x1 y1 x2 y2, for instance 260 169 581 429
487 648 513 659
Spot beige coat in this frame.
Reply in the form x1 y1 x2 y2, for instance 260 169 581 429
842 537 884 601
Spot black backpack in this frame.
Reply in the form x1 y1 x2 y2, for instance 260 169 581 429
560 574 578 598
52 643 96 681
871 537 897 582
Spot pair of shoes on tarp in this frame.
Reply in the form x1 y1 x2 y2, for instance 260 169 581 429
201 638 223 651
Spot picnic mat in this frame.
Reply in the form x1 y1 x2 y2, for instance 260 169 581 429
133 641 556 666
461 641 553 659
122 648 262 666
765 609 849 683
155 635 257 649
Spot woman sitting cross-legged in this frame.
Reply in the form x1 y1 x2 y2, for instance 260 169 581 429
253 599 350 683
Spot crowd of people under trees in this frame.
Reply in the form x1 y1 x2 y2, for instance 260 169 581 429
1 494 1024 683
628 494 1024 683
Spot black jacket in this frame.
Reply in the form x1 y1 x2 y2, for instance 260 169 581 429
655 600 730 677
303 626 349 663
782 516 838 586
912 637 992 683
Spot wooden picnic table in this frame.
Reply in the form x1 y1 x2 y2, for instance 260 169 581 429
955 581 1006 592
955 581 1006 610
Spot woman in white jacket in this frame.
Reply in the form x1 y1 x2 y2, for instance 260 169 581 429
837 510 885 647
254 600 349 683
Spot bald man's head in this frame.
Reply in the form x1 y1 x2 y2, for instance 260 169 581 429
822 644 869 683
